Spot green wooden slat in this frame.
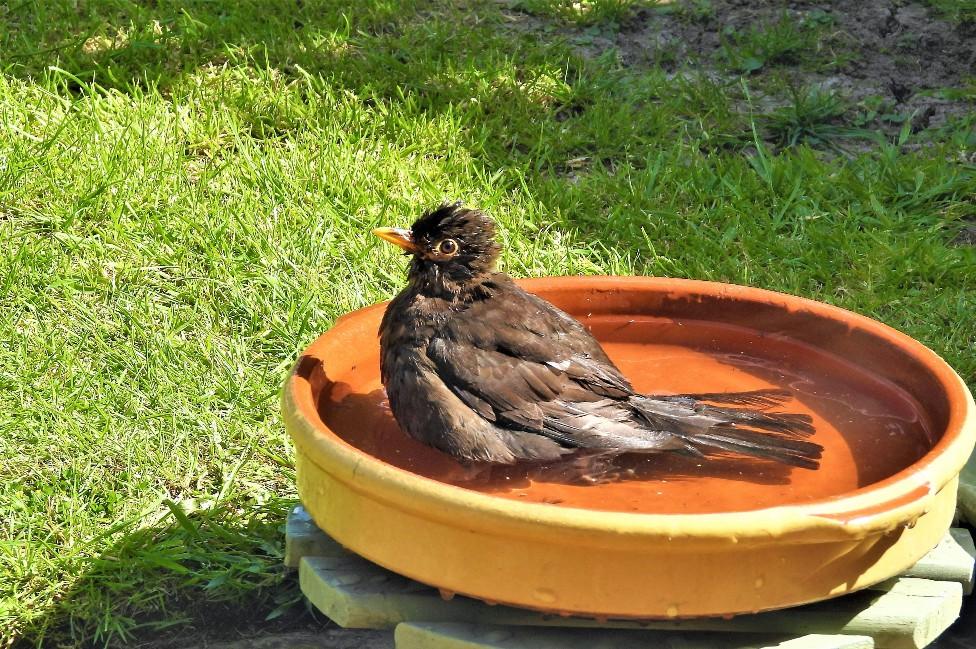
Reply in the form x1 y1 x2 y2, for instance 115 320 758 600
902 528 975 595
290 507 970 649
299 554 961 649
284 506 347 568
394 622 875 649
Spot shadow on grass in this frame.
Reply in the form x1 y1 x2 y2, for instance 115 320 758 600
2 0 640 177
5 1 416 92
22 496 323 647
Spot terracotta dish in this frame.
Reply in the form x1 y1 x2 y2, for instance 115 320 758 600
283 276 975 618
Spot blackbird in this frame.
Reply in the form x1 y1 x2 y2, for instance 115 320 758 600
374 203 822 469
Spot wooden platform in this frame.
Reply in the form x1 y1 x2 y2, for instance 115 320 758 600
286 507 975 649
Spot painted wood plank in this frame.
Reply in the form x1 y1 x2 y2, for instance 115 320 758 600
902 528 975 595
772 636 875 649
300 554 961 649
394 622 875 649
290 508 968 648
299 555 509 629
284 506 347 568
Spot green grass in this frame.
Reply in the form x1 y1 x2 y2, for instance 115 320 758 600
719 12 849 74
760 85 868 150
1 0 975 646
719 14 815 73
927 0 976 22
663 0 717 23
513 0 648 25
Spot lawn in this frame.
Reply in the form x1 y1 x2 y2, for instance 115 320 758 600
1 0 974 645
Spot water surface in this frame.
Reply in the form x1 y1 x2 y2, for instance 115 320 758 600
319 316 933 514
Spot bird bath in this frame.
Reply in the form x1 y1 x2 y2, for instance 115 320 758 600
283 276 975 618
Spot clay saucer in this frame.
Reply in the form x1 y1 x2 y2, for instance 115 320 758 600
283 276 975 618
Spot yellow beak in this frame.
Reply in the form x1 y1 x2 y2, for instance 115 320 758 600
372 227 417 253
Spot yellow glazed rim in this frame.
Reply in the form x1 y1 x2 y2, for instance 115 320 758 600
284 276 976 551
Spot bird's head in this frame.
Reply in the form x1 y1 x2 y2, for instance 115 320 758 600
373 202 501 296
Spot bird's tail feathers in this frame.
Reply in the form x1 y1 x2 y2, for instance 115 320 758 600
669 388 794 409
629 393 822 469
698 405 815 436
656 388 803 410
681 426 822 469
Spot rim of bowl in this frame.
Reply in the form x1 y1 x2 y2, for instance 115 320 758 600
284 276 976 547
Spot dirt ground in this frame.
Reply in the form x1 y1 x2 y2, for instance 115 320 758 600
146 615 394 649
639 1 973 123
508 0 976 138
160 585 975 649
501 0 975 245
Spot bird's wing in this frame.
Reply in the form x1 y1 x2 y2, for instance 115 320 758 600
440 278 634 398
427 336 684 452
424 279 639 442
427 336 559 433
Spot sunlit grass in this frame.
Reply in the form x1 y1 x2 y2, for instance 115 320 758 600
1 0 974 645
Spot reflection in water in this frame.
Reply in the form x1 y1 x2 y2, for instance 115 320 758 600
711 351 928 436
318 318 933 515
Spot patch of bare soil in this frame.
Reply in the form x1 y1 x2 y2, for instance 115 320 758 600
177 630 394 649
125 601 393 649
512 0 976 136
141 616 393 649
955 220 976 246
651 2 971 125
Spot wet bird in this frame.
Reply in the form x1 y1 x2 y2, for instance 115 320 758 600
374 203 822 469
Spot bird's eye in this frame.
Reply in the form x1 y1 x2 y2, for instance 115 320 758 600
437 238 459 255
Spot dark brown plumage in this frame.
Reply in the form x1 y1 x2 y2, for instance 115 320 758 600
375 203 823 469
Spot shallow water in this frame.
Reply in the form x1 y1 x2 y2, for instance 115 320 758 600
319 316 933 514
